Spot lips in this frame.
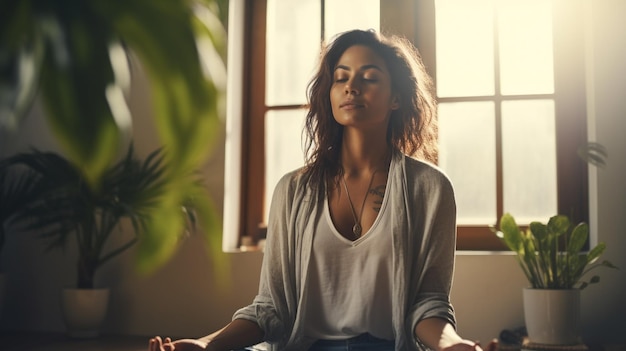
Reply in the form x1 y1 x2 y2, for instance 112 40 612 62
339 101 364 109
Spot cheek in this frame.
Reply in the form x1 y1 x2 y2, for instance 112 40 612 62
368 89 393 108
330 87 342 109
330 85 341 98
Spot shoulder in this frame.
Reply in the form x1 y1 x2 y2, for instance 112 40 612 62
397 155 456 207
271 167 314 203
401 155 454 192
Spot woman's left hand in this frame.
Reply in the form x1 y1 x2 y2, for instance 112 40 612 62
148 336 208 351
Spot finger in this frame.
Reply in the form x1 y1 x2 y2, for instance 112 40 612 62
154 336 167 351
149 337 162 351
164 338 173 351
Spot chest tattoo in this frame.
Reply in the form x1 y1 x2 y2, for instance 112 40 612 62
369 184 386 213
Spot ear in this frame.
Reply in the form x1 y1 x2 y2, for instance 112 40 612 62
390 95 400 110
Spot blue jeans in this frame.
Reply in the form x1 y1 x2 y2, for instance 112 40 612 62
308 333 395 351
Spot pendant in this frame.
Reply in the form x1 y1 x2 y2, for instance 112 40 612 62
352 223 362 237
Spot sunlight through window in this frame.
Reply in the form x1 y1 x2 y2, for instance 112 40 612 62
435 0 557 225
435 0 495 97
264 0 380 223
498 0 554 95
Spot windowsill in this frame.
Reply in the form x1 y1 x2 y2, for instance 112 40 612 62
455 250 515 256
222 239 266 254
239 245 263 252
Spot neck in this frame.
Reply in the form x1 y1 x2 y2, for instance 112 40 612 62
340 131 391 176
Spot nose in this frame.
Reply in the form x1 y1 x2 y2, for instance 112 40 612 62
344 80 360 95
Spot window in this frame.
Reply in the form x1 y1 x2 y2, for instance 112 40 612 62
263 0 380 226
223 0 380 251
224 0 588 251
416 0 588 249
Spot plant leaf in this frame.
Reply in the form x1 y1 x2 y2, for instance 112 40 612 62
38 11 123 187
587 242 606 264
600 260 619 270
547 215 569 237
0 0 45 130
530 221 548 241
98 0 225 270
499 213 524 253
567 222 589 255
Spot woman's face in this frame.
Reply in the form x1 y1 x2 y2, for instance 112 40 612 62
330 45 398 130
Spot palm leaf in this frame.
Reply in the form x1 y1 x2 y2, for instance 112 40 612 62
0 165 43 250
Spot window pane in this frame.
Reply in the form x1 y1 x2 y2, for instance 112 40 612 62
498 0 554 95
502 100 557 223
438 102 497 225
324 0 380 40
265 109 307 221
266 0 321 106
435 0 495 97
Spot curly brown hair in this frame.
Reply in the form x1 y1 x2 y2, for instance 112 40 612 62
302 29 437 189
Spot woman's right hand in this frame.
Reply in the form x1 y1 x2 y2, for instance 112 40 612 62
148 336 208 351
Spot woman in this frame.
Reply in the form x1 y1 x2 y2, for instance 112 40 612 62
149 29 496 351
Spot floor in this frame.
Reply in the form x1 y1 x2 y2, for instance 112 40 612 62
2 332 625 351
1 332 149 351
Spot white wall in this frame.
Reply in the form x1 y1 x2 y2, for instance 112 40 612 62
1 0 624 345
578 0 626 343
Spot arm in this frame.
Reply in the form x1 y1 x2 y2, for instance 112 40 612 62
414 317 467 350
407 168 458 333
232 172 301 344
202 319 264 351
148 319 264 351
414 318 497 351
403 164 461 349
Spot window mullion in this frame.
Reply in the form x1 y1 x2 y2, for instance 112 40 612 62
243 0 268 241
493 3 504 226
552 0 588 225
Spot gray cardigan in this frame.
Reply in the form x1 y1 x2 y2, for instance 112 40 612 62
233 153 457 350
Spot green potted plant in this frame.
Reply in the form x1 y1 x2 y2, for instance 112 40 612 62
1 145 199 337
0 0 226 273
494 213 617 345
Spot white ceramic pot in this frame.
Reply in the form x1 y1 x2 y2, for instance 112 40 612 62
61 288 110 338
523 288 581 345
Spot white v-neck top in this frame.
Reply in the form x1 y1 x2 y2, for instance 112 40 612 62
303 172 394 341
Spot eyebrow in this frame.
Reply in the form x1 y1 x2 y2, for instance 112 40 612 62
334 64 384 73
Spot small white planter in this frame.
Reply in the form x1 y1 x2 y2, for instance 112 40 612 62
523 288 581 345
61 288 110 338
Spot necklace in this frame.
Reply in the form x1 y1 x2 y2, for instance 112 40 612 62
341 170 377 238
